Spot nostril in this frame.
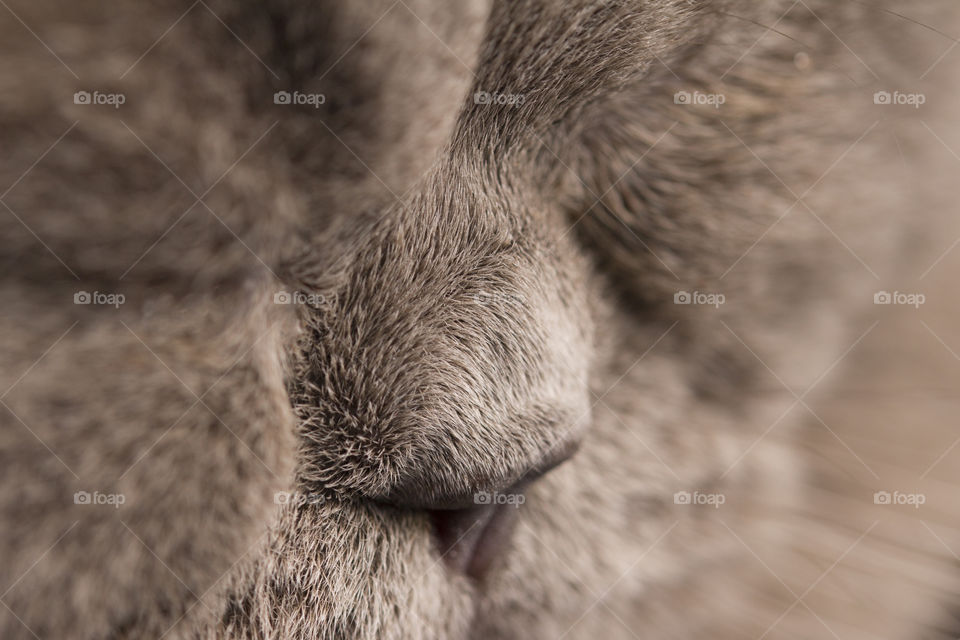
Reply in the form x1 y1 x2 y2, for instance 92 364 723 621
428 478 533 581
426 440 580 581
428 489 527 581
386 438 582 510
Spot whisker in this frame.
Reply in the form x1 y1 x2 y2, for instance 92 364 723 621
845 0 959 43
716 10 814 51
716 11 861 87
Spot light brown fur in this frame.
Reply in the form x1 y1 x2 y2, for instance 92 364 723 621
1 1 959 638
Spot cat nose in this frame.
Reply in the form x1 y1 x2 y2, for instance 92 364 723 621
383 437 581 511
416 440 580 581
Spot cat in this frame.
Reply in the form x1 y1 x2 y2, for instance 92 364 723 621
1 0 959 638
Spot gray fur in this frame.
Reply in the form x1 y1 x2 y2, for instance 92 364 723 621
1 0 959 638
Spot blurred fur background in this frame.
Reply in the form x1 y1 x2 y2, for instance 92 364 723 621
1 1 959 638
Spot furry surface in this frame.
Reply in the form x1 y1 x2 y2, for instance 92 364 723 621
1 1 959 638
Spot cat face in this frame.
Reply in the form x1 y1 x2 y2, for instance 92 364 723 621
1 1 959 638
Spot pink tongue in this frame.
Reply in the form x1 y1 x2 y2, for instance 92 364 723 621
429 500 522 580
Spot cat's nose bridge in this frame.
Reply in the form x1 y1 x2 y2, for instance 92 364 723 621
293 170 594 503
293 256 593 504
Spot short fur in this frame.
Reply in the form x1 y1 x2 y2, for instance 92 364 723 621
1 1 959 638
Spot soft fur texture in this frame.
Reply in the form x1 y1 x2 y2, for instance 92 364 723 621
1 1 959 638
